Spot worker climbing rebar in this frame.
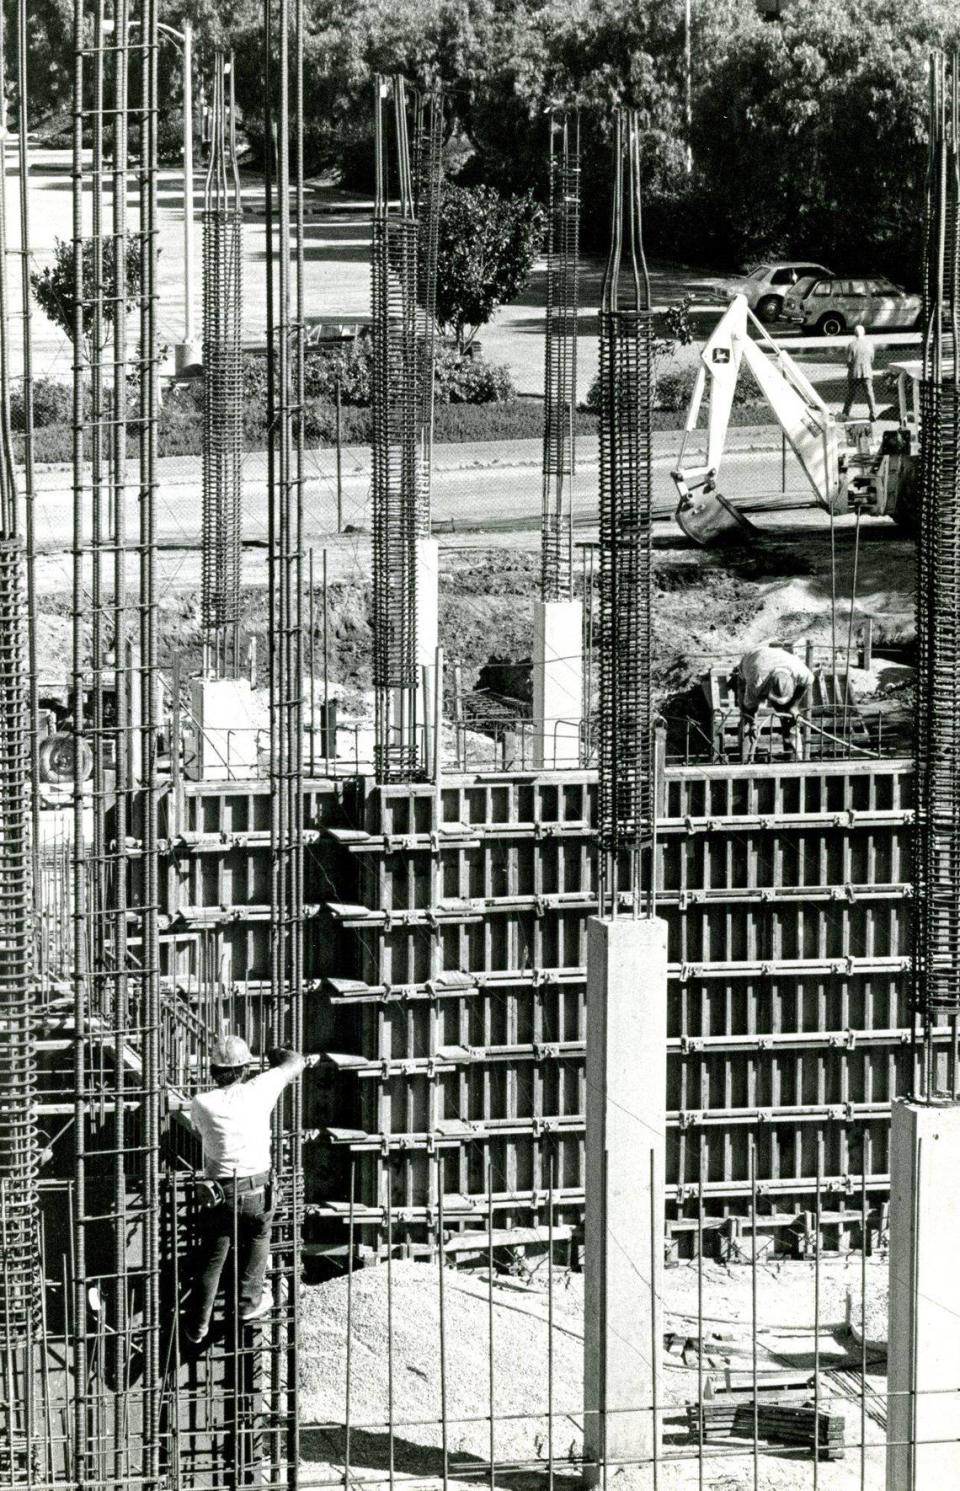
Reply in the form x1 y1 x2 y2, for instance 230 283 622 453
183 1035 320 1346
733 644 813 762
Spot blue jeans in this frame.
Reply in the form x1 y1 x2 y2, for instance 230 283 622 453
186 1189 272 1337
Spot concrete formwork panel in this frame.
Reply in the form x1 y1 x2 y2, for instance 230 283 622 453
151 759 947 1246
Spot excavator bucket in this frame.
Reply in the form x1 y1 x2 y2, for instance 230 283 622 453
675 488 757 545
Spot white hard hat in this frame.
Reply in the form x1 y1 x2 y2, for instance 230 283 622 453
210 1033 252 1068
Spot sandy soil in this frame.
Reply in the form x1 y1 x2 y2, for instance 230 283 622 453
296 1254 891 1491
33 521 917 707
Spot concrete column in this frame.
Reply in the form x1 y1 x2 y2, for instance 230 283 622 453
533 598 583 769
188 677 261 780
886 1098 960 1491
583 915 667 1487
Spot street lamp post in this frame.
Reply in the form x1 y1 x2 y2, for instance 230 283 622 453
684 0 693 175
159 16 201 373
104 14 201 373
181 17 195 350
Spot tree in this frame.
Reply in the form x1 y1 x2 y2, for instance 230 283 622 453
686 0 960 278
436 184 545 350
31 236 143 361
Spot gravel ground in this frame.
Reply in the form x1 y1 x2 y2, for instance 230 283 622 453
297 1255 891 1491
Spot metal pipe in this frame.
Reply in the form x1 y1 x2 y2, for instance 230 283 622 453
182 16 194 346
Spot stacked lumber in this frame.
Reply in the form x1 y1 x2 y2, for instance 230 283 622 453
686 1399 845 1460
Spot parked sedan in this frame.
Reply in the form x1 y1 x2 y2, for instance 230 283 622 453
723 260 833 322
782 275 921 336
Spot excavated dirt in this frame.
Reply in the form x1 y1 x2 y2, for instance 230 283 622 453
33 528 917 716
297 1255 891 1491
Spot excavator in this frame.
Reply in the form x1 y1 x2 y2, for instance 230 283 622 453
671 295 918 544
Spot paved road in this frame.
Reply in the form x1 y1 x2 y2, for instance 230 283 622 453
31 428 813 552
28 421 891 602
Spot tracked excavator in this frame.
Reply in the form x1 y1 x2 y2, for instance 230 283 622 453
671 295 918 544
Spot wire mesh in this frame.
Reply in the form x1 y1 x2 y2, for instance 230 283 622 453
596 110 655 915
201 53 243 674
541 112 580 601
913 50 960 1089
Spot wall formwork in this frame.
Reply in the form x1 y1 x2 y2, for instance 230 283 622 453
157 757 939 1253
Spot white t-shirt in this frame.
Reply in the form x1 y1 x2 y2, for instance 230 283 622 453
191 1060 303 1179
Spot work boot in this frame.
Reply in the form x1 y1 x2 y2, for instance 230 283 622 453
241 1293 272 1325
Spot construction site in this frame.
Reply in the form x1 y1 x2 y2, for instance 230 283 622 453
2 3 960 1489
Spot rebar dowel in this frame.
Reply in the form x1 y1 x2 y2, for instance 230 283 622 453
596 110 655 917
541 112 580 600
913 51 960 1091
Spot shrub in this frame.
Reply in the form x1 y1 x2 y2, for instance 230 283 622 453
433 349 515 404
10 378 73 431
585 359 765 415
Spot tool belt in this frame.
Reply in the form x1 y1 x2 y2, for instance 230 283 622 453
196 1171 272 1210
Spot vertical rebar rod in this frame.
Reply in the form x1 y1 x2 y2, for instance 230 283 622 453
860 1139 868 1491
140 0 162 1479
386 1170 395 1491
437 1155 449 1491
344 1157 355 1483
751 1142 758 1491
814 1150 821 1484
69 1 89 1479
487 1147 495 1491
697 1151 704 1491
309 547 316 776
323 547 329 777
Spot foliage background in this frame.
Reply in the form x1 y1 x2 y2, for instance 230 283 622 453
17 0 960 280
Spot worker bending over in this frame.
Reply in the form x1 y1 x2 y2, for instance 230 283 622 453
184 1035 319 1345
733 644 813 762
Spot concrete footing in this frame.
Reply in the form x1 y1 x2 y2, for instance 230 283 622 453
188 677 261 780
533 599 582 768
583 915 667 1487
886 1097 960 1491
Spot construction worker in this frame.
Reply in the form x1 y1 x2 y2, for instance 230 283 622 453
183 1035 319 1345
841 324 878 421
733 644 813 761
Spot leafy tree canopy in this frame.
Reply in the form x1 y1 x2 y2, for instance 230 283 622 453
30 236 143 361
435 184 545 349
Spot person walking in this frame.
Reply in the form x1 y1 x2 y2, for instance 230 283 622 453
841 324 878 421
183 1035 318 1345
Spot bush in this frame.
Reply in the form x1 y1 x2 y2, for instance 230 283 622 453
584 359 765 415
433 350 515 404
10 378 73 431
